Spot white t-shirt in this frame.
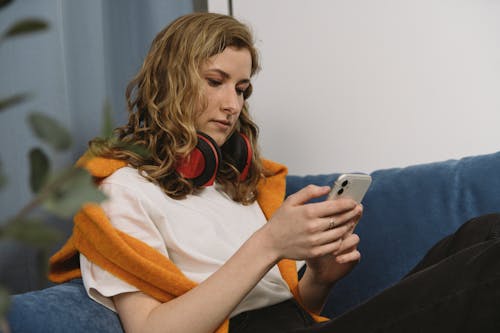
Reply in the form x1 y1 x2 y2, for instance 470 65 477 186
80 166 293 317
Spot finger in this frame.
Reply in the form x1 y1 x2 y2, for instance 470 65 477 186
334 234 360 255
312 221 355 247
349 204 364 224
323 205 363 230
307 238 343 258
307 198 358 219
336 249 361 264
286 185 331 206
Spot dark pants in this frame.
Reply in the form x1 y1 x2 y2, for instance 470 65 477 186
229 213 500 333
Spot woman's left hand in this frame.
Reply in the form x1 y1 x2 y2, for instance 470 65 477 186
305 230 362 286
306 203 363 285
299 204 363 313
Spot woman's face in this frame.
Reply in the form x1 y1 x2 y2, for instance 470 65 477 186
195 46 252 147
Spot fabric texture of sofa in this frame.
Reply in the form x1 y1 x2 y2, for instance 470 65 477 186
2 151 500 332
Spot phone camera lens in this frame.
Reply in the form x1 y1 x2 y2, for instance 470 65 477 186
342 180 348 187
337 188 344 195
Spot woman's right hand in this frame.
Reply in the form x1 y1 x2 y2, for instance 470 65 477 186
260 184 361 261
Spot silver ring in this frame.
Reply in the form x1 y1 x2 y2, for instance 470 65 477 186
328 217 336 230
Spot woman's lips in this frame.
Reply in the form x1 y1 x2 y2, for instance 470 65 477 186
211 119 231 130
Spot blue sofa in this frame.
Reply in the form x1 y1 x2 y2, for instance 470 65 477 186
3 151 500 332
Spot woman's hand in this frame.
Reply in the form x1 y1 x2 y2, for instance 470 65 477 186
298 203 363 314
260 184 361 262
304 204 363 286
258 184 363 314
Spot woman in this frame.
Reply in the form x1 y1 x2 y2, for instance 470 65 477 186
50 12 362 332
49 12 500 333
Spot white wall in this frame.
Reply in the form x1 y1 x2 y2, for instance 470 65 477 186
212 0 500 175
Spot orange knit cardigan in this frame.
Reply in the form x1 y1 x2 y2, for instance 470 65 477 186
48 157 328 332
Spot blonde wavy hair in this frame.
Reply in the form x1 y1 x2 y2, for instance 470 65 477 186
89 13 263 204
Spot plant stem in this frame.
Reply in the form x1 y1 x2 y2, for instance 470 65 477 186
9 167 81 223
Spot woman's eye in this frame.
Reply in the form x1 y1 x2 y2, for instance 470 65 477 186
236 85 249 96
207 78 221 87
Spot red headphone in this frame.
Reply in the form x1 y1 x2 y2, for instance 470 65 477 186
175 132 253 187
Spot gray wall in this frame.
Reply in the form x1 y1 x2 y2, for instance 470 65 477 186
0 0 195 220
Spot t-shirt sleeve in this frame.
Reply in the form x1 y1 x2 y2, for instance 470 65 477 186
79 179 169 312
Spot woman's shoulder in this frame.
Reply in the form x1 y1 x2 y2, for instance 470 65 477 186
101 166 156 192
98 166 170 215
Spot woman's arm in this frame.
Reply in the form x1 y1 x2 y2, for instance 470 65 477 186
114 185 358 333
114 227 278 333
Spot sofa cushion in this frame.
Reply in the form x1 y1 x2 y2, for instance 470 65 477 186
286 151 500 317
0 241 41 294
6 279 122 333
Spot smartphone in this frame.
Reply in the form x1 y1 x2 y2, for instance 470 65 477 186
327 173 372 203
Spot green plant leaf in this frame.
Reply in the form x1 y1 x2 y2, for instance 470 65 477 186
0 93 30 111
3 18 49 38
42 168 106 218
3 218 61 248
27 112 72 151
101 99 114 138
0 160 6 189
122 143 151 159
0 0 13 9
0 285 9 321
29 147 50 193
112 139 151 159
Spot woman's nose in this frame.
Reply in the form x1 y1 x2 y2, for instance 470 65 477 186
221 88 241 114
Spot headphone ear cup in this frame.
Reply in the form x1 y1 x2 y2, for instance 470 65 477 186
221 132 253 181
176 133 221 187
